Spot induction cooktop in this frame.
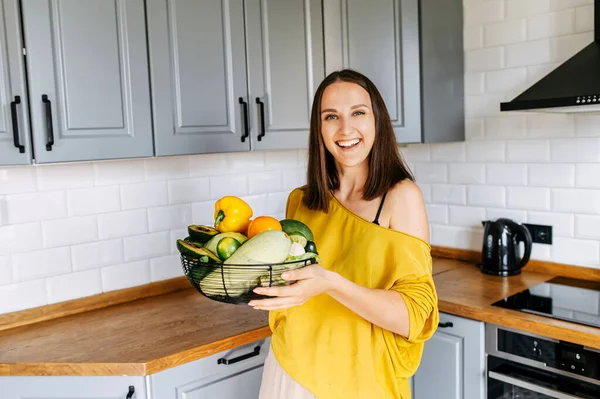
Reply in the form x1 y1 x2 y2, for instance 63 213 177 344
492 276 600 329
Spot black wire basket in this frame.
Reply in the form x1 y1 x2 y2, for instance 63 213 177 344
180 255 318 304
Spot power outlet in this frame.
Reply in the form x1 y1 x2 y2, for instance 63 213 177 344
524 223 552 245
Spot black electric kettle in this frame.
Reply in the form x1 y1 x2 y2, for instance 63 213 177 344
479 218 533 276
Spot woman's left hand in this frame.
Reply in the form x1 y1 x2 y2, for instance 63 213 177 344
248 264 336 310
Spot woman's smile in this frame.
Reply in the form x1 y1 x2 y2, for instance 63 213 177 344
336 138 362 149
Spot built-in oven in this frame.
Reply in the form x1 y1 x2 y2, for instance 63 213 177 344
485 324 600 398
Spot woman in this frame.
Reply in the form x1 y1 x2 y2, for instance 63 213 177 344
249 69 439 399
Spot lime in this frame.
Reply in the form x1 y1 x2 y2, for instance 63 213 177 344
216 237 241 261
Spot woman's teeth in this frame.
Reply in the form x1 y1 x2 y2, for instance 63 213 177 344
336 139 361 148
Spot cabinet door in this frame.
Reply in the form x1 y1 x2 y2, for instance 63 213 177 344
245 0 325 150
413 313 485 399
0 0 32 166
323 0 421 144
147 0 250 156
21 0 153 164
0 376 146 398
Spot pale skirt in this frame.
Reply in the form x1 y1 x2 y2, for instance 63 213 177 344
259 346 317 399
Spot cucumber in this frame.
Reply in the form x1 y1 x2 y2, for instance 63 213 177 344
188 225 220 242
279 219 314 242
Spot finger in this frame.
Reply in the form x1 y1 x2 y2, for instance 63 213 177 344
253 284 301 297
248 296 303 309
282 264 316 281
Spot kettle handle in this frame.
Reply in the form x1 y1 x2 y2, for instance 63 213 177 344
517 224 533 268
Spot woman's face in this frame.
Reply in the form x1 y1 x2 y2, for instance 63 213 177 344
320 81 376 170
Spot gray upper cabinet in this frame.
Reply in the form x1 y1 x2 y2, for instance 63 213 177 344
147 0 251 156
324 0 464 144
0 0 32 166
246 0 325 151
21 0 154 164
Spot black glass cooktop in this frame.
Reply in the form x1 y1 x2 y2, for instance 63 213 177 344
492 276 600 329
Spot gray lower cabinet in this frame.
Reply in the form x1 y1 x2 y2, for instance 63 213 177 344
412 313 485 399
0 0 32 166
324 0 464 144
0 376 147 398
149 338 270 398
21 0 154 164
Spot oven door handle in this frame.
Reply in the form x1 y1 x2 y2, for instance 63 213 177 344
488 370 584 399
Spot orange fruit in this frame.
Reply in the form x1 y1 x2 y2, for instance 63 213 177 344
246 216 282 238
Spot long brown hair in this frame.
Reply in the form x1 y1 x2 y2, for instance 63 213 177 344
303 69 414 211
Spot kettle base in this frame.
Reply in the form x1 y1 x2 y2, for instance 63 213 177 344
477 264 522 277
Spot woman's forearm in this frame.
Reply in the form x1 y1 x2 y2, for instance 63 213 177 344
326 271 410 338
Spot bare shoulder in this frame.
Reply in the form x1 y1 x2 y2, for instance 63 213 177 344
386 179 430 243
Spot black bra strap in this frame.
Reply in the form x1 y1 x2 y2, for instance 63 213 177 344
373 192 387 225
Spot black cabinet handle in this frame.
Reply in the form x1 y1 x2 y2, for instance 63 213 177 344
239 97 249 142
10 95 24 153
126 385 134 398
42 94 54 151
438 322 453 328
218 345 261 365
256 97 265 141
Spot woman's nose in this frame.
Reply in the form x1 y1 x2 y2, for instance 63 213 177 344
339 116 354 135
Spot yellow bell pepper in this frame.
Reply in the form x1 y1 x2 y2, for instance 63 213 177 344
214 196 253 233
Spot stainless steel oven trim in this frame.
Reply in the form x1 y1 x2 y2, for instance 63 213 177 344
485 324 600 386
488 370 585 399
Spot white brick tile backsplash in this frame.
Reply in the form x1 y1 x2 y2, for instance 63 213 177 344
101 260 150 292
527 211 574 237
526 63 560 85
527 9 575 40
528 164 575 187
71 239 123 271
550 0 594 11
402 145 431 162
465 119 485 140
575 214 600 239
551 138 600 162
531 244 552 261
465 73 484 95
432 184 467 205
124 231 170 262
148 204 191 232
144 156 189 181
552 189 600 214
67 186 120 216
241 194 270 218
467 141 505 162
507 140 550 162
0 167 36 195
507 0 550 18
268 191 291 217
574 113 600 137
189 153 229 177
507 187 550 210
37 163 94 191
265 150 299 169
46 269 102 304
418 183 432 203
6 191 67 224
464 26 483 50
120 181 168 210
12 247 71 282
249 171 283 194
506 40 551 67
0 222 42 256
425 204 448 224
465 0 504 26
575 5 595 32
484 19 526 47
98 209 148 239
431 225 483 251
167 177 210 204
485 68 528 94
190 201 214 227
550 32 594 62
414 163 447 183
42 215 98 248
430 142 466 162
93 159 146 186
449 164 485 184
465 48 504 72
527 114 575 138
486 208 527 223
552 237 600 267
575 164 600 188
0 280 47 314
0 255 11 285
210 174 248 199
467 185 506 207
449 206 486 227
485 116 526 139
466 94 507 118
486 163 527 186
283 169 306 190
150 254 183 282
227 152 265 173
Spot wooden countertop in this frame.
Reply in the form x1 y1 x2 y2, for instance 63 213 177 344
0 254 598 376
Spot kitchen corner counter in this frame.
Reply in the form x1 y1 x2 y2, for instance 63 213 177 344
0 255 598 376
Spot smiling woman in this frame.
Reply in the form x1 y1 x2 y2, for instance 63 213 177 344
252 69 438 399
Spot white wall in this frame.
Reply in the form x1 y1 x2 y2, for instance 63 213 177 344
402 0 600 269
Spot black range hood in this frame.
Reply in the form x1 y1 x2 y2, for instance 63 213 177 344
500 0 600 113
